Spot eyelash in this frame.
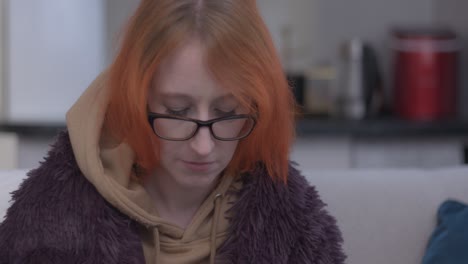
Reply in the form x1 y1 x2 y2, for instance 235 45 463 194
165 108 236 117
166 108 189 116
215 109 236 116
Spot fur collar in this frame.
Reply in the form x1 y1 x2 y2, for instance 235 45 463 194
0 131 345 263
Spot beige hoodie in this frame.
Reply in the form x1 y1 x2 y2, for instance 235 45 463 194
66 72 241 263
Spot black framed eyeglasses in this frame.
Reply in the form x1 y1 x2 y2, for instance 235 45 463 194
147 112 256 141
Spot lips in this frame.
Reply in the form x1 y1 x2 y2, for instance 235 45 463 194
182 160 215 172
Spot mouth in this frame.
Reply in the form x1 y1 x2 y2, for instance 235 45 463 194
182 160 216 172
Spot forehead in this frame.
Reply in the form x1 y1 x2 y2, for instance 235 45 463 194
152 40 230 100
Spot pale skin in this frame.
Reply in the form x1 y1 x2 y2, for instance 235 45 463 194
145 39 248 228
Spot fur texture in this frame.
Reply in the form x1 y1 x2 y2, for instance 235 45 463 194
0 131 345 263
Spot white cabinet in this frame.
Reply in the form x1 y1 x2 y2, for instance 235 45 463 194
352 138 463 168
291 136 352 169
4 0 106 123
6 134 466 170
292 136 464 171
0 132 18 169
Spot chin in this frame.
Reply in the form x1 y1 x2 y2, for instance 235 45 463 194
175 170 221 189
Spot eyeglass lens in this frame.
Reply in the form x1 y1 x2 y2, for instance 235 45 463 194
153 117 253 140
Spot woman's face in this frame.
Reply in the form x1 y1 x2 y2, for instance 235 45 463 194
148 40 246 190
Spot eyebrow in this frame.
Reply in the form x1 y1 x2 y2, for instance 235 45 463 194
158 92 236 103
158 93 192 101
213 94 236 104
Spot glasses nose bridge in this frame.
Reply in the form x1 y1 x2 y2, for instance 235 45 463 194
193 120 215 138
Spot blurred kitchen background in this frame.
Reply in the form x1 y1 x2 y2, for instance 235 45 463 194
1 0 468 171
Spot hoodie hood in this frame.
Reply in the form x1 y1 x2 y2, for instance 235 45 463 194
66 72 239 263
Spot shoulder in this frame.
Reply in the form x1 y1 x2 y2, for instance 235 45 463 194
237 162 338 225
219 162 346 263
285 165 346 263
0 131 143 263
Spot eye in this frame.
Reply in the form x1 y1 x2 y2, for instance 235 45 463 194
215 109 236 117
166 108 189 116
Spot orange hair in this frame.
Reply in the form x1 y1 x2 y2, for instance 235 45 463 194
105 0 296 183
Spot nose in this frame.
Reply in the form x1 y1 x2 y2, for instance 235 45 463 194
189 126 215 156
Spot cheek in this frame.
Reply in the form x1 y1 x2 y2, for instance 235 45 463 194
158 140 180 161
220 141 240 161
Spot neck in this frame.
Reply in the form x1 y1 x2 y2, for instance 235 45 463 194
144 170 220 228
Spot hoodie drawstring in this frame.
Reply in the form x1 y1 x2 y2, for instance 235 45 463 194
153 227 161 263
151 192 224 264
210 193 223 264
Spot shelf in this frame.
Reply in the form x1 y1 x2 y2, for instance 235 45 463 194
296 118 468 138
0 123 65 138
2 119 468 138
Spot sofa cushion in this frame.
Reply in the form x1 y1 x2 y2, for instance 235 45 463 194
0 170 28 221
305 167 468 264
422 200 468 264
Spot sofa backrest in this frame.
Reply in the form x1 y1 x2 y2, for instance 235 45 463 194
1 167 468 264
305 167 468 264
0 170 28 220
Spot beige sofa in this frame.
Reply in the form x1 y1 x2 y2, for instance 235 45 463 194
1 167 468 264
306 167 468 264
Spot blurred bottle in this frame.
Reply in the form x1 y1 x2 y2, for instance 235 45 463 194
339 39 365 119
303 63 337 117
287 73 305 109
338 38 384 119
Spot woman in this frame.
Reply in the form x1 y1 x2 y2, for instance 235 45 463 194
0 0 345 263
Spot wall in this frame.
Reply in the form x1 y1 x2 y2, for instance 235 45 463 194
256 0 320 72
5 0 468 170
0 1 5 120
105 0 434 75
0 0 437 121
434 0 468 119
105 0 140 64
257 0 434 105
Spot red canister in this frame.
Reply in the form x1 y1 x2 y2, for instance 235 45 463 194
392 28 459 121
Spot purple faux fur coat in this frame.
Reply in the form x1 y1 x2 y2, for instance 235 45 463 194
0 131 346 263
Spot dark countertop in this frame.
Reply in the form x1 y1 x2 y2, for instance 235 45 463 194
2 118 468 138
297 118 468 138
0 123 66 138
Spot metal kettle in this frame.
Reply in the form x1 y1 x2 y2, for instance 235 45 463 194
339 39 384 119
